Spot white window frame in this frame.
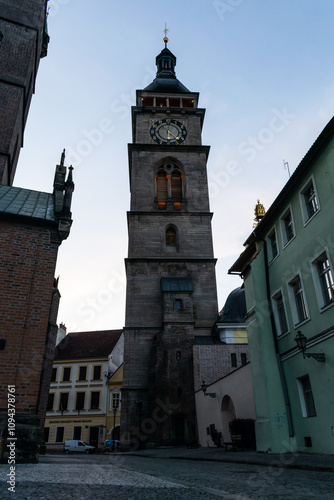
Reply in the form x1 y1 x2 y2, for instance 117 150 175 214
287 273 309 326
280 205 295 248
110 388 121 411
299 176 320 225
266 226 279 264
271 288 289 337
310 248 334 311
296 375 317 418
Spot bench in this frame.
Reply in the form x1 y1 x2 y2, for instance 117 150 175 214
224 434 243 451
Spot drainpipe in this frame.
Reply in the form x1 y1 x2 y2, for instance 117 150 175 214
259 237 294 438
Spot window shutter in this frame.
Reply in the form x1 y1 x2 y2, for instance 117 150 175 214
156 171 167 207
171 170 182 202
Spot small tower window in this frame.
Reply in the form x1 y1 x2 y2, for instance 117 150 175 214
142 97 154 107
156 97 167 107
166 227 177 247
182 98 195 108
175 299 182 310
169 98 180 108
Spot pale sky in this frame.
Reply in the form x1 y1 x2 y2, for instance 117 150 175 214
15 0 334 332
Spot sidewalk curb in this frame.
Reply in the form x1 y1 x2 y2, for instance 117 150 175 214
170 455 334 473
120 452 334 474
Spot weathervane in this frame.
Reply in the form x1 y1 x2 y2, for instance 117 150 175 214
163 22 169 47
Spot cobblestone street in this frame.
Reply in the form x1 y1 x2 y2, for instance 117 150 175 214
1 449 334 499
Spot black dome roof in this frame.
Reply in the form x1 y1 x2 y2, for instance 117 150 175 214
143 45 190 93
217 287 246 324
144 77 190 93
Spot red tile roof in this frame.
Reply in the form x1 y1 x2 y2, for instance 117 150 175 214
54 330 123 360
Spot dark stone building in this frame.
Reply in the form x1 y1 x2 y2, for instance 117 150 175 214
121 37 218 448
0 1 74 461
0 157 74 461
0 0 49 185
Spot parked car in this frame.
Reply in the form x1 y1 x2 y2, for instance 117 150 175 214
64 440 95 454
103 439 120 452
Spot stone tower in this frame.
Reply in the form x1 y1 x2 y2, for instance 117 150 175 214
121 36 218 449
0 0 49 185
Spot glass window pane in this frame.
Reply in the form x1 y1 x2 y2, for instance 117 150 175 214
318 256 334 306
304 183 318 219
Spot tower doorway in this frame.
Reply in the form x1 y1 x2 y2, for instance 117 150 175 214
172 415 186 443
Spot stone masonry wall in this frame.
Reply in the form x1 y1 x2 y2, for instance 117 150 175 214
193 343 250 392
0 0 47 184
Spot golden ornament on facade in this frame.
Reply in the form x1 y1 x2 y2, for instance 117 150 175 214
253 199 266 227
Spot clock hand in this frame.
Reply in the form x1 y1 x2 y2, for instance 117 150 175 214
167 128 179 139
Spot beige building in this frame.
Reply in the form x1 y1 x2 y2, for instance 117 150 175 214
196 363 255 447
195 287 255 447
45 329 123 452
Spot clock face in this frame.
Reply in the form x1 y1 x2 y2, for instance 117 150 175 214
150 118 187 145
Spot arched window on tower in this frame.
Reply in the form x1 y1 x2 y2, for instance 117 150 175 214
166 226 177 248
165 225 179 253
155 163 184 211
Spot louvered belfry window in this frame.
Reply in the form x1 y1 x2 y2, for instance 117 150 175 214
156 164 183 210
156 169 167 209
171 170 182 209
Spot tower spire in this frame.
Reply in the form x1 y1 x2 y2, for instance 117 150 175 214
163 22 169 48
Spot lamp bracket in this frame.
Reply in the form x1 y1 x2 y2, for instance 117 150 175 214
204 392 216 398
305 352 326 363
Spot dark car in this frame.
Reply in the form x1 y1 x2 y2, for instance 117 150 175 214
103 439 120 452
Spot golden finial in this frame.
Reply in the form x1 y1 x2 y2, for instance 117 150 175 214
163 22 169 46
253 199 266 227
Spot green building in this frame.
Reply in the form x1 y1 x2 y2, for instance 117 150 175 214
229 116 334 454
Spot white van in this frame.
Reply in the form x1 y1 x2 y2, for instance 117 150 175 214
64 440 95 454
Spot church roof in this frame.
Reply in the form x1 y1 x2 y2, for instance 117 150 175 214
0 185 55 221
144 78 190 94
217 287 246 324
54 329 123 360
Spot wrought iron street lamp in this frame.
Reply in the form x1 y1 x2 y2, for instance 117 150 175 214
112 407 117 451
294 331 325 363
201 380 216 398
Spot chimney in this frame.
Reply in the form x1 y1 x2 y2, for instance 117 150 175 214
56 323 67 346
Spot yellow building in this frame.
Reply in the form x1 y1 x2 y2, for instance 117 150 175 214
45 329 123 452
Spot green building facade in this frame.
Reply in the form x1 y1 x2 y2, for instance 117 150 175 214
230 116 334 454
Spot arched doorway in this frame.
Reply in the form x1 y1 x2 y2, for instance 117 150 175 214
109 425 120 441
221 395 236 442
